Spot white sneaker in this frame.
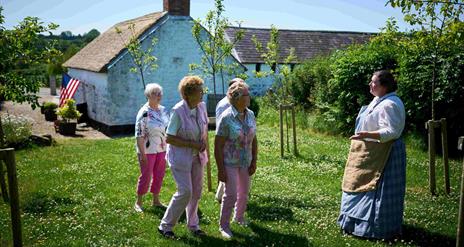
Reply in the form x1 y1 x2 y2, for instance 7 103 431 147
134 203 143 213
219 227 233 239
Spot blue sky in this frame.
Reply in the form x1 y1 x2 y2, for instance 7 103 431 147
1 0 412 35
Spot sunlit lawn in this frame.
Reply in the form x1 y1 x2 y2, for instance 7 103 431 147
0 109 461 246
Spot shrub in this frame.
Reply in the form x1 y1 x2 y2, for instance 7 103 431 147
1 113 34 146
56 99 81 123
42 101 58 111
249 96 260 118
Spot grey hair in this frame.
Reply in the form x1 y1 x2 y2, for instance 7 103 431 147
144 83 163 98
227 81 249 103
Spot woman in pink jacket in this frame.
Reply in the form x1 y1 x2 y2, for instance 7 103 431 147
158 76 209 238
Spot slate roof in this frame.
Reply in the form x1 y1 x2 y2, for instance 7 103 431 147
225 26 374 64
63 11 167 73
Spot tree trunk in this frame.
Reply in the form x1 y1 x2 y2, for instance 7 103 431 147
49 74 57 96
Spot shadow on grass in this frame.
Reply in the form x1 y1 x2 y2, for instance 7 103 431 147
145 206 206 225
23 192 76 215
246 194 312 223
400 224 455 247
176 222 311 247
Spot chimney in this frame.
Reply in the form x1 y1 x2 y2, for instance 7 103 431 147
163 0 190 16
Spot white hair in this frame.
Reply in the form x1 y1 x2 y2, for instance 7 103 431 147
144 83 163 98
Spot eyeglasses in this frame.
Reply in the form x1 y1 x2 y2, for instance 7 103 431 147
152 92 163 97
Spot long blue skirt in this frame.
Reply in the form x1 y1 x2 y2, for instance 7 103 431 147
337 139 406 240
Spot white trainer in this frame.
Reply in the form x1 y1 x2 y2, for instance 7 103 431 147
219 227 233 239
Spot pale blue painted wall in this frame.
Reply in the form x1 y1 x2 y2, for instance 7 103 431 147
72 15 245 126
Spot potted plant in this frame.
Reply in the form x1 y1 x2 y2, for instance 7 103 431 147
56 99 81 136
42 102 58 121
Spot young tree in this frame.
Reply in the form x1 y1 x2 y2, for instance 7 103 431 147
0 7 60 146
387 0 464 120
115 23 158 90
191 0 245 96
252 25 297 155
252 25 297 105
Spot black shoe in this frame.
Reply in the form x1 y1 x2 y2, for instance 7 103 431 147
191 229 206 237
158 228 175 239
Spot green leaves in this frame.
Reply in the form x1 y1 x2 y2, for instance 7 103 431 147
0 7 59 108
191 0 244 95
115 23 158 90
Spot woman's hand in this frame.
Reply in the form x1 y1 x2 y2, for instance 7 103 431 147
218 168 227 183
350 131 380 140
139 153 147 166
248 161 257 176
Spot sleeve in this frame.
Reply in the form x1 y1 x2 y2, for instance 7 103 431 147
166 111 181 136
378 100 405 142
135 109 146 138
215 114 229 137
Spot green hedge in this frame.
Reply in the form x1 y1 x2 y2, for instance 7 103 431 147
289 22 464 154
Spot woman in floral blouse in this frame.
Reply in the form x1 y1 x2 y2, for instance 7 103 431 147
134 83 169 212
215 81 258 239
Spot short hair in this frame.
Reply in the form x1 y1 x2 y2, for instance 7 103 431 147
229 77 244 87
178 75 204 99
373 70 397 93
227 81 249 104
144 83 163 98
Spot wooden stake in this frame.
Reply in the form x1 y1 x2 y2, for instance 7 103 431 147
441 118 450 195
0 161 9 202
427 120 436 195
457 136 464 247
279 104 284 158
1 148 22 247
291 106 298 156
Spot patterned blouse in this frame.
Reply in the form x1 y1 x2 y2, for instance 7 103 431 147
135 103 169 154
216 106 256 168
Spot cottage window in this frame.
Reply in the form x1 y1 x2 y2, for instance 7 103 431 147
255 63 261 72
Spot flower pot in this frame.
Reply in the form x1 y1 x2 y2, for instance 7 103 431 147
44 110 57 121
58 122 77 136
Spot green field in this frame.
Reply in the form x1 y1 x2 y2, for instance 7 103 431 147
0 109 461 246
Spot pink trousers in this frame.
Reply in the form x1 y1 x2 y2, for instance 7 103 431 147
136 152 166 195
220 166 251 229
159 156 204 231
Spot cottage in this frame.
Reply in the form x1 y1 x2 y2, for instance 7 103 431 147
64 0 373 135
63 0 241 135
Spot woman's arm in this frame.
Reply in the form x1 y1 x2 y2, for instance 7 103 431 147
214 135 227 182
166 134 202 150
350 131 380 141
136 137 147 165
249 136 258 176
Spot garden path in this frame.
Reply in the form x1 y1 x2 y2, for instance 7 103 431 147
0 88 109 140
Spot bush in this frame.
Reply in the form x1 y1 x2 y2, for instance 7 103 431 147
1 113 34 146
249 96 260 118
42 101 58 111
56 99 81 123
288 56 332 108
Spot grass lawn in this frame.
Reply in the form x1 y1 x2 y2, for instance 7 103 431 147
0 112 462 246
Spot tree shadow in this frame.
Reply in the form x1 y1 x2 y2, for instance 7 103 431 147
246 194 312 223
22 192 76 215
399 224 455 247
176 222 311 247
145 206 206 225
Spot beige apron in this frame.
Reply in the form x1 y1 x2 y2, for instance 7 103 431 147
342 139 393 193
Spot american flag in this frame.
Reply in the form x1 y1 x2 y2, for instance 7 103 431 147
59 73 81 107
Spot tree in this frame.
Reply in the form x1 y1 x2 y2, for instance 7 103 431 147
252 25 297 155
387 0 464 120
83 29 100 43
0 7 60 146
191 0 245 96
115 23 158 90
252 25 297 105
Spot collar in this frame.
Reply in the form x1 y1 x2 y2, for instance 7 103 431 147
231 105 249 118
376 92 397 102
